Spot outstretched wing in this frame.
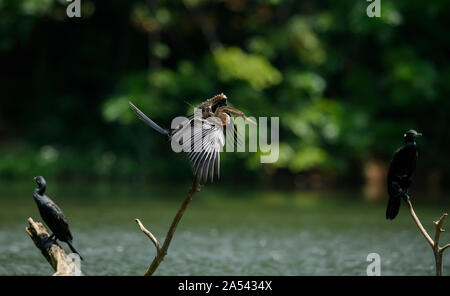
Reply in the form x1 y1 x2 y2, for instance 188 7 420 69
179 117 225 183
224 116 243 150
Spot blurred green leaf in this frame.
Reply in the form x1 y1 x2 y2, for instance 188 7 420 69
213 47 282 90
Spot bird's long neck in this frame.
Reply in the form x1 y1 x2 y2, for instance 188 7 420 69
33 189 50 207
35 185 46 195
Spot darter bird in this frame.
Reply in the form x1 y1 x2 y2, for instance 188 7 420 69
386 130 422 220
33 176 83 260
129 93 256 184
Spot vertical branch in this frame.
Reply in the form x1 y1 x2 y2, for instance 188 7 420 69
405 200 449 276
137 175 201 276
433 213 448 276
434 213 448 248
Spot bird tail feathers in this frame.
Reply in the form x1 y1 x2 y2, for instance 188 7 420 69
386 195 401 220
67 240 84 261
129 101 169 136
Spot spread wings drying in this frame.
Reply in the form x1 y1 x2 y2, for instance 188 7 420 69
173 117 225 183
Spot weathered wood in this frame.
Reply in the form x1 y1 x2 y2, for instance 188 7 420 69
26 217 83 276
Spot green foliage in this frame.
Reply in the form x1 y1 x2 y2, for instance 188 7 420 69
213 47 282 89
1 0 450 184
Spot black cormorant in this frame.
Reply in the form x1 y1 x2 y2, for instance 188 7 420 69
129 93 256 183
33 176 83 260
386 130 422 220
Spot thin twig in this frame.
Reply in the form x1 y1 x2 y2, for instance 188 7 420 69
406 200 434 247
138 175 201 276
136 219 161 253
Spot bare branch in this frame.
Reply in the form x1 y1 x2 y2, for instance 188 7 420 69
406 200 434 248
406 200 450 276
136 219 161 253
434 213 447 247
140 175 201 276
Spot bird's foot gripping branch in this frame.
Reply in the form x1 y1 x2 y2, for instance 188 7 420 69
406 200 450 276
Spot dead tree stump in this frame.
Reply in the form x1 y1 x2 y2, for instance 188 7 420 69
25 217 83 276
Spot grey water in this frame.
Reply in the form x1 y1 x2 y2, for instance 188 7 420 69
0 181 448 276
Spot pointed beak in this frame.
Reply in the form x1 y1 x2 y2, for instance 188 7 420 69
416 133 423 137
243 115 257 125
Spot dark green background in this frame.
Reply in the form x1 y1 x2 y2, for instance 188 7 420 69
1 0 449 191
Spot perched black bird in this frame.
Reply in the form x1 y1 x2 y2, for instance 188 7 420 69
386 130 422 220
129 93 256 183
33 176 83 260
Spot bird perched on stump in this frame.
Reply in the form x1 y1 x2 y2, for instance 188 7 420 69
386 130 422 220
33 176 83 260
129 93 256 184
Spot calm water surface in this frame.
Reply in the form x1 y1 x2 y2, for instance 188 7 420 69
0 181 449 275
